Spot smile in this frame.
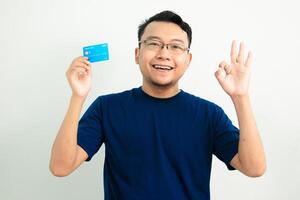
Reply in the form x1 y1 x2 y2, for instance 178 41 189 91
152 64 174 71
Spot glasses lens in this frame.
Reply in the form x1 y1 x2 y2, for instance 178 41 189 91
145 40 162 50
142 40 188 54
168 44 185 54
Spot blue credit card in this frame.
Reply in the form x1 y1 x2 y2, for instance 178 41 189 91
83 43 109 62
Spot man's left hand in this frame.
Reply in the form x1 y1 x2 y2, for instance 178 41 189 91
215 40 253 98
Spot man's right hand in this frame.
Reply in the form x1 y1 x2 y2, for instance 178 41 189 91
66 56 92 98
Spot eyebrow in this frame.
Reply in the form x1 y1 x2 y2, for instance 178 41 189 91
145 36 185 44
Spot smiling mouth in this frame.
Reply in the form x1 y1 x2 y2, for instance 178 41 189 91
152 64 174 71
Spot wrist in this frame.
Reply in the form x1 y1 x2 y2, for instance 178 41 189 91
230 93 250 102
70 94 87 105
231 94 251 108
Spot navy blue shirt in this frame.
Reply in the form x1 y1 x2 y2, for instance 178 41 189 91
77 87 239 200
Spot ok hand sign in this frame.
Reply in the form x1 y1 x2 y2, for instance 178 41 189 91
215 41 253 98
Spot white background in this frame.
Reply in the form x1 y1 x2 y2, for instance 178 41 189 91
1 0 299 199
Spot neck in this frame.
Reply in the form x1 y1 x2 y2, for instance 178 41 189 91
141 82 180 98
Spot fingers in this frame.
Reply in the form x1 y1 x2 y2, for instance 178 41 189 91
215 61 230 84
230 40 237 63
231 40 248 62
245 51 253 67
66 56 92 77
81 56 91 65
75 56 91 70
215 67 226 85
219 61 231 74
237 42 244 63
71 56 91 70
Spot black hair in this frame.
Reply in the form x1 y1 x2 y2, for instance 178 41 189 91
138 10 192 48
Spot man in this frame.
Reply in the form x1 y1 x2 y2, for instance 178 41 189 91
50 10 266 200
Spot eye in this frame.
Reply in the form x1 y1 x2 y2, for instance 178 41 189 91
147 41 161 47
170 44 184 50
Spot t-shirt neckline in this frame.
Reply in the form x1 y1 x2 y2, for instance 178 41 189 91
137 86 184 102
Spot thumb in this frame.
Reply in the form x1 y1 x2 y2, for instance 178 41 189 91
215 68 226 85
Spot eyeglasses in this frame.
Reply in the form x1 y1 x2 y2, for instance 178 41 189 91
139 39 190 55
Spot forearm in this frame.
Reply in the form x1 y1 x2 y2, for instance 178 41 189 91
232 95 266 175
50 95 86 171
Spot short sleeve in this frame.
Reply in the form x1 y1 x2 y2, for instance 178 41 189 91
212 105 239 170
77 97 104 161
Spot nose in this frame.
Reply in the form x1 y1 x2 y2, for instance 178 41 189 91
156 45 171 61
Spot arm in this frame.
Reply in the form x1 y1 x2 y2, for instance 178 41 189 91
215 41 266 177
49 56 92 177
230 95 266 177
49 95 88 177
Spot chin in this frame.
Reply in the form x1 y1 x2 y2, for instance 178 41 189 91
151 80 175 88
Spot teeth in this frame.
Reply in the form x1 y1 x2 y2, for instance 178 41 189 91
153 65 173 70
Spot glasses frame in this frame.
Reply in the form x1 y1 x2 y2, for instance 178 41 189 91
138 39 190 54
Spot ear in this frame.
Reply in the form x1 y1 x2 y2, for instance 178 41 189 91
186 52 192 67
135 47 140 64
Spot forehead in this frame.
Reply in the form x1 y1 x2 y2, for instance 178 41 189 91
142 21 188 43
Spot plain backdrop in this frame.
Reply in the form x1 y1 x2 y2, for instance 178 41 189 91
1 0 299 199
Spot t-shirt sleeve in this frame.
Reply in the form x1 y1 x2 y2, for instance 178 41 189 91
212 105 240 170
77 97 104 161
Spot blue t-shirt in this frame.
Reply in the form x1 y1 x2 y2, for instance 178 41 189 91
77 87 239 200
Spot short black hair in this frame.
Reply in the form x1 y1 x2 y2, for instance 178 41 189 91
138 10 192 48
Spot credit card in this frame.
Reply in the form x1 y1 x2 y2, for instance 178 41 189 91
83 43 109 62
